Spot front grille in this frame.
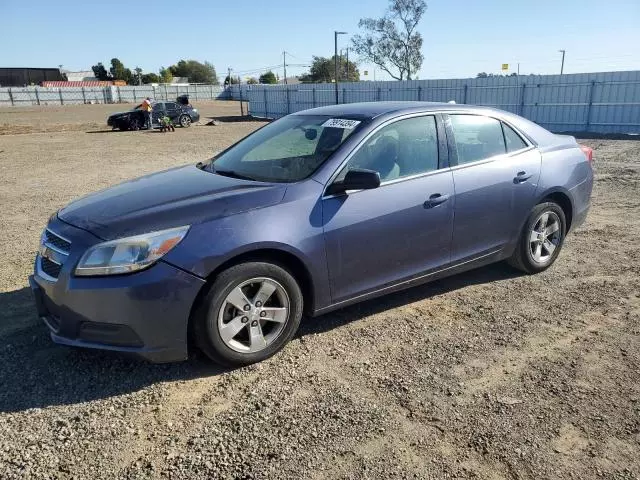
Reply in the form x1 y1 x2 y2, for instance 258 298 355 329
40 256 62 278
45 229 71 252
38 228 71 281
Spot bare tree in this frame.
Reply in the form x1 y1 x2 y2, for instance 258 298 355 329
352 0 426 81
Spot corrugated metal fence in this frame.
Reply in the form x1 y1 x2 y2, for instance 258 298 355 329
0 84 228 106
231 70 640 134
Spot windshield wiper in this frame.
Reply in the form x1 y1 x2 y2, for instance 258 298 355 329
213 168 257 181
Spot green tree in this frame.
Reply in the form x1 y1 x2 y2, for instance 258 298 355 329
169 60 219 84
299 56 360 83
109 58 133 84
259 71 277 84
352 0 427 80
247 77 259 84
133 66 143 85
224 75 240 85
142 73 160 84
91 62 110 81
159 67 173 84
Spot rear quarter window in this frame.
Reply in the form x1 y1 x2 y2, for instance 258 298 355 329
502 122 528 152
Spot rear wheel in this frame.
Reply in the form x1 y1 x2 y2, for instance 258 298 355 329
195 262 303 366
179 114 192 128
508 202 566 274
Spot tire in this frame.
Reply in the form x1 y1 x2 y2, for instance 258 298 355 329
508 201 567 274
128 117 141 131
179 114 192 128
195 262 303 367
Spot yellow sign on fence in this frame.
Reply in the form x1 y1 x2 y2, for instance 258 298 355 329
501 64 509 71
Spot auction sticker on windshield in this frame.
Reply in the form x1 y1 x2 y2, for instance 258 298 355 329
321 118 361 129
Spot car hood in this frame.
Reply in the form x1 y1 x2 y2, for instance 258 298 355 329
58 165 287 240
109 110 137 118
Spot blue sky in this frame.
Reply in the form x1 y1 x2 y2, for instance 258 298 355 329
2 0 639 81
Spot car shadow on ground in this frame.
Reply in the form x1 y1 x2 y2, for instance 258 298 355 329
0 262 520 413
85 130 118 134
0 287 225 413
298 262 522 337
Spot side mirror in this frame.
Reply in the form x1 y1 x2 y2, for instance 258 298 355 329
326 168 381 195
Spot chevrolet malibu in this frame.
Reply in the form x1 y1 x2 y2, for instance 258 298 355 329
30 102 593 366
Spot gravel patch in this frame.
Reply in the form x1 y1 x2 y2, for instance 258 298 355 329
0 104 638 479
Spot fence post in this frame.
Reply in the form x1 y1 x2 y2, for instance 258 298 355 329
81 87 86 104
417 86 422 101
59 88 64 105
519 83 527 116
463 84 468 104
312 87 316 108
239 87 244 116
264 88 269 118
286 88 291 114
8 88 14 106
342 87 346 104
34 88 40 105
376 87 381 101
585 80 596 132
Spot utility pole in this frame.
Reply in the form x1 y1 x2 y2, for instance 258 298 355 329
517 63 520 75
346 47 349 81
283 51 287 85
334 30 347 104
559 49 566 75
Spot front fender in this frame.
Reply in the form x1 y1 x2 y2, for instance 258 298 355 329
163 181 332 312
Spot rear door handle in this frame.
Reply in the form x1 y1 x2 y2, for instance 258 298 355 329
514 171 532 183
424 193 449 209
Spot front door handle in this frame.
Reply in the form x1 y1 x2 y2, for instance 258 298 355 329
424 193 449 209
514 171 532 183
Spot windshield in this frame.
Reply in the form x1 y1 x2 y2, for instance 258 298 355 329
209 115 363 182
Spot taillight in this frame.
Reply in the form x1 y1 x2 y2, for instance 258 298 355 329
580 145 594 167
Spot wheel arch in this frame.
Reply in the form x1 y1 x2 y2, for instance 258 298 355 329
537 187 574 232
186 247 316 352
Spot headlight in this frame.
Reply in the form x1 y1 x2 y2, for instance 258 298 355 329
75 226 189 276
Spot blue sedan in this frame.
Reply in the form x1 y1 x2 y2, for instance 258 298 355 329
30 102 593 366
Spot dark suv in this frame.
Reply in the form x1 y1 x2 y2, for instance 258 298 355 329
107 96 200 131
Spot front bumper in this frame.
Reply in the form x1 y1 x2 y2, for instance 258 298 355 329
191 111 200 123
29 218 206 363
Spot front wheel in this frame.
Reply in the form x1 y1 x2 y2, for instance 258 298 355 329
128 117 141 131
179 114 192 128
508 202 566 274
195 262 303 366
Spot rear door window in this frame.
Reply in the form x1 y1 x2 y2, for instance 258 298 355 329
449 115 506 165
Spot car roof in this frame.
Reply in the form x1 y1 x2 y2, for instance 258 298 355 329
295 101 492 119
295 101 558 146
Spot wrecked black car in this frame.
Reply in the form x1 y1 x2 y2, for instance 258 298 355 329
107 95 200 131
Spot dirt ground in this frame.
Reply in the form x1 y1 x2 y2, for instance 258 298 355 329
0 102 638 480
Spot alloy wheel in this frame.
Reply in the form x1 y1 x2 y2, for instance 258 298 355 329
217 277 290 353
529 211 562 264
180 115 192 127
